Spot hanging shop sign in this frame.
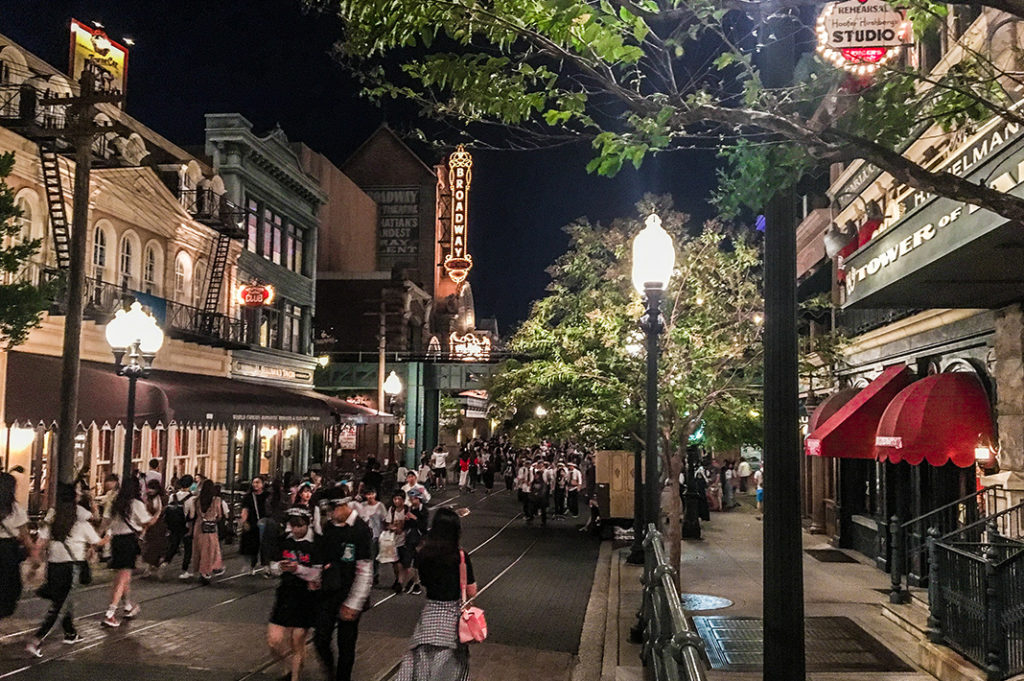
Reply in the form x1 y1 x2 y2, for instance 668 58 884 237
367 188 420 265
843 118 1024 306
815 0 911 73
444 145 474 285
69 19 128 98
235 282 276 308
338 424 358 450
450 332 491 361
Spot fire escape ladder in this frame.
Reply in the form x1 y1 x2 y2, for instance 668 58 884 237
200 231 231 333
38 141 71 270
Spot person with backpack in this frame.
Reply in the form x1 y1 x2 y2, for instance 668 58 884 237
189 480 225 584
161 475 194 580
25 484 107 656
528 463 550 526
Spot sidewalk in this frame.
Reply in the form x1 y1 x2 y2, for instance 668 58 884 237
595 502 944 681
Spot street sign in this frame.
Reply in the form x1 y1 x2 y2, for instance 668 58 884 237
815 0 911 73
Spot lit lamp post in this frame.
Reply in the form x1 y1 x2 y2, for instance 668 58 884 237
383 370 403 466
105 301 164 481
631 214 675 539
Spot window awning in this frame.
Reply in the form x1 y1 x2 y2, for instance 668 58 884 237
875 372 994 468
5 352 343 429
805 364 914 458
807 389 859 433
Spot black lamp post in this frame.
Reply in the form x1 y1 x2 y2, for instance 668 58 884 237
384 370 403 466
105 301 164 481
631 214 675 536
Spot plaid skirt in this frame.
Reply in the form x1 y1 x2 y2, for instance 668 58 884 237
394 599 469 681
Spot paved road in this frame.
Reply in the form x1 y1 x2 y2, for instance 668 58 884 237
0 488 601 681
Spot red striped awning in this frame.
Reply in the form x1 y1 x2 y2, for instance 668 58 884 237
875 373 994 468
805 364 914 459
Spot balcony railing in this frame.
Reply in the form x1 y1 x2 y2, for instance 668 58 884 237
178 188 247 236
164 299 248 348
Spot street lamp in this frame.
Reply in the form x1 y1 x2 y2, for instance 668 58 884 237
383 370 403 465
632 214 675 541
105 301 164 480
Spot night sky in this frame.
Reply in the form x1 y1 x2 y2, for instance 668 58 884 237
1 1 719 331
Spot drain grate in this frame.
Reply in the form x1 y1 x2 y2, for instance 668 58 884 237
805 548 860 563
693 616 914 672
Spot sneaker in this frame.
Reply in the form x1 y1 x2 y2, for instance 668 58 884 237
249 567 259 576
63 633 81 645
25 640 42 658
123 603 140 619
403 581 414 594
179 571 193 580
411 582 423 595
199 575 211 586
101 613 120 628
212 567 226 576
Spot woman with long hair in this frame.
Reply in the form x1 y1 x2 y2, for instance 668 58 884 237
0 472 38 621
395 508 477 681
102 476 155 627
140 479 168 575
25 484 107 656
190 479 224 584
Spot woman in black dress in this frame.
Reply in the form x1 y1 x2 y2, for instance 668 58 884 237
239 477 269 574
395 508 477 681
267 509 322 681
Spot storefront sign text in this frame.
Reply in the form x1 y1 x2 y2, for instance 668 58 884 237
368 188 420 263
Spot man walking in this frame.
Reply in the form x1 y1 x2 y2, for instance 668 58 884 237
737 457 752 493
566 462 583 518
315 491 373 681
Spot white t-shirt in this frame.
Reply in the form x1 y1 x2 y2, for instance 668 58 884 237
39 518 101 562
145 470 163 488
0 503 28 538
105 499 152 535
737 461 752 477
430 451 448 469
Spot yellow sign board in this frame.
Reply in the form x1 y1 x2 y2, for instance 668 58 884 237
69 19 128 97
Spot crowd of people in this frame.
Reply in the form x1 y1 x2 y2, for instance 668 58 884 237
0 435 613 681
687 455 764 518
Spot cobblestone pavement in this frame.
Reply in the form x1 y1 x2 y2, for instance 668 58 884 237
0 488 601 681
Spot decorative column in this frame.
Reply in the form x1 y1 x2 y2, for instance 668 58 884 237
995 304 1024 472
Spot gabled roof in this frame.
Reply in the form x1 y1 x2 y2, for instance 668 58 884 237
342 125 436 186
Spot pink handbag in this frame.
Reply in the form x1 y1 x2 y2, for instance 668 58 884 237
459 551 488 643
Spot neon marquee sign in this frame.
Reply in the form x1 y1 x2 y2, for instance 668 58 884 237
444 145 474 285
450 332 490 361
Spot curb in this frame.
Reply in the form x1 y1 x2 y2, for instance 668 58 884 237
572 540 612 681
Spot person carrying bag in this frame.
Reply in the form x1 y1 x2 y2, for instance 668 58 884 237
395 508 480 681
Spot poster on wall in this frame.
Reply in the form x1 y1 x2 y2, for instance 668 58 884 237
69 19 128 99
367 187 420 267
339 424 357 450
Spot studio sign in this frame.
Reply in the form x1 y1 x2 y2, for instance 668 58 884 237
816 0 911 72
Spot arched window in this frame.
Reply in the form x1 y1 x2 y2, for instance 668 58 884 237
174 251 192 305
13 197 31 245
92 226 107 281
143 243 160 295
193 259 207 308
119 233 134 288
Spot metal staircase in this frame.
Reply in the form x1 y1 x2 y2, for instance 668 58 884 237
200 231 232 333
37 141 71 270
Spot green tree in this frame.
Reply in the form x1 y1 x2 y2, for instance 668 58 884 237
0 152 49 347
312 0 1024 221
489 196 764 571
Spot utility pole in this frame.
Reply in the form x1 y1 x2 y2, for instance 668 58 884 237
49 66 123 494
760 13 805 681
377 299 387 462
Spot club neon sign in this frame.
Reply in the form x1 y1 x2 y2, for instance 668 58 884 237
444 145 474 285
235 282 276 308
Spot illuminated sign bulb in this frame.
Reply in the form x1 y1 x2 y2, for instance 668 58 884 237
444 145 475 285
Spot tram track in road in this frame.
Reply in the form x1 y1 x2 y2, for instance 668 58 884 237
0 575 279 680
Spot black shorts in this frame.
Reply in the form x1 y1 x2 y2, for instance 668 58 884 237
432 467 446 480
109 534 140 570
397 544 414 568
269 593 318 629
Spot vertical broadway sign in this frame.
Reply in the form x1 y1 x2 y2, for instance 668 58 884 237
444 145 474 285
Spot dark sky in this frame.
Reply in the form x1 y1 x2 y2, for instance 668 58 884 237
1 0 719 331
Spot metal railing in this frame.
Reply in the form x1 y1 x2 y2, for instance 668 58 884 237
178 188 247 235
889 484 1004 602
942 500 1024 544
164 299 248 347
638 525 710 681
929 529 1024 680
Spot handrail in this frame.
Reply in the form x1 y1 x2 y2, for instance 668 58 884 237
900 484 1002 531
942 500 1024 543
640 524 709 681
